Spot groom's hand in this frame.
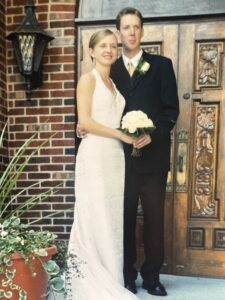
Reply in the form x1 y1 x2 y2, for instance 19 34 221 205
133 134 151 149
76 123 88 138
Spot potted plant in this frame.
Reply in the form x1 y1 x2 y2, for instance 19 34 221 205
0 122 67 299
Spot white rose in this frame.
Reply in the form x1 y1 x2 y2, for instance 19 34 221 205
146 119 154 127
121 110 154 134
140 62 150 73
128 125 137 134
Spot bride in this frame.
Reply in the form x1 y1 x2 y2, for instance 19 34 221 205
66 29 139 300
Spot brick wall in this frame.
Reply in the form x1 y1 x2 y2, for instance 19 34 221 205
0 0 8 173
0 0 6 116
4 0 77 239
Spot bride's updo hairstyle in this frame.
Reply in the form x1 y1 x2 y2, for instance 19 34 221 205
89 29 117 49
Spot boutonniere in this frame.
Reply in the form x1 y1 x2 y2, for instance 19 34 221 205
137 57 150 74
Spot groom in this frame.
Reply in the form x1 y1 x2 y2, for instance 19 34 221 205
110 7 179 296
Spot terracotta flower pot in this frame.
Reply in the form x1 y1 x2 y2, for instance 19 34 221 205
0 246 57 300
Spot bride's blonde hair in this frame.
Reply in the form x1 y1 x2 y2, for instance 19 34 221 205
89 29 117 49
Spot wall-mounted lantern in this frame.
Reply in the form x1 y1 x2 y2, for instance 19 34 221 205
7 0 54 101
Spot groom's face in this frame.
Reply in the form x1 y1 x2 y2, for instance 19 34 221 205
117 14 143 55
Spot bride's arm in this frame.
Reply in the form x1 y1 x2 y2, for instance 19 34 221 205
77 73 133 144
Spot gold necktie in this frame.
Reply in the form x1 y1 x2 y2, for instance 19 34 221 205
128 61 135 77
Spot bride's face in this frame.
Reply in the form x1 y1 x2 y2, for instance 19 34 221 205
90 34 118 66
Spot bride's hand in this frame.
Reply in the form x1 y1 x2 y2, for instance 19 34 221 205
119 133 136 144
133 134 151 149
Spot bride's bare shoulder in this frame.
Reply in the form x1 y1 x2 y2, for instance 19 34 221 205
79 71 95 83
77 71 96 91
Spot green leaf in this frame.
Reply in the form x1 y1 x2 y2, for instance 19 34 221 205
0 125 69 298
10 217 20 227
50 277 65 293
0 121 7 148
44 260 60 275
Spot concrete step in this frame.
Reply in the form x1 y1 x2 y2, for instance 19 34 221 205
137 274 225 300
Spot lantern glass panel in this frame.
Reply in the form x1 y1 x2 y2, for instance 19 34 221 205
18 34 36 72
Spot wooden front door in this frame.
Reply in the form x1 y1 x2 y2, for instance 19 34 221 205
77 18 225 278
173 20 225 277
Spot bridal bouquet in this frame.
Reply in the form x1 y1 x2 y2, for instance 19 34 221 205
121 110 156 157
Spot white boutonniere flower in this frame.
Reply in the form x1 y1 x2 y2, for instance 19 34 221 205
137 58 150 74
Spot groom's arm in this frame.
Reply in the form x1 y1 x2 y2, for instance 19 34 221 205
151 57 179 140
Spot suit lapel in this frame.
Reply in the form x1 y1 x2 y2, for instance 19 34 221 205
130 51 152 91
116 57 133 89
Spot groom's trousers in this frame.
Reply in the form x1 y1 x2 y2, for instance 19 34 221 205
123 166 168 283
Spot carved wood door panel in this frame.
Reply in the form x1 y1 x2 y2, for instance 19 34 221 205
174 21 225 277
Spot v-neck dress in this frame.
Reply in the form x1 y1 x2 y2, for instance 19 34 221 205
66 68 139 300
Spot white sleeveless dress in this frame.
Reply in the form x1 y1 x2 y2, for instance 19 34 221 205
66 69 139 300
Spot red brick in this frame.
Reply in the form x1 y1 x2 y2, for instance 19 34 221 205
12 16 23 25
7 7 23 14
12 0 25 5
50 73 74 81
52 157 75 164
50 12 75 21
32 90 50 98
64 64 74 71
40 164 63 171
38 14 48 21
51 107 74 114
40 132 63 139
40 148 63 155
51 90 75 98
51 139 74 147
15 132 34 139
49 47 63 55
10 123 24 132
52 123 75 131
40 116 63 123
28 173 50 180
51 5 75 12
36 5 48 13
38 0 50 3
50 55 74 63
14 117 38 123
40 82 63 90
26 108 50 115
43 226 64 232
30 140 50 148
64 82 74 89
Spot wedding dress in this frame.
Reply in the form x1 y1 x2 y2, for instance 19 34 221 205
66 68 139 300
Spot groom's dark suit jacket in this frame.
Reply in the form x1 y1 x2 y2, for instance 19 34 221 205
111 51 179 173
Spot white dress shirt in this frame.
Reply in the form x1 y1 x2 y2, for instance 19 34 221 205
122 49 143 71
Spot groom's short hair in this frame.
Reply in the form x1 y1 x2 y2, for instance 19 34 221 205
116 7 143 30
